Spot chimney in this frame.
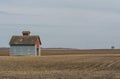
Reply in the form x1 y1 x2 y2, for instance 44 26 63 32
22 31 30 36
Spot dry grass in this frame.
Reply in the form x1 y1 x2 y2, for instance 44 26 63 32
0 55 120 79
1 49 120 79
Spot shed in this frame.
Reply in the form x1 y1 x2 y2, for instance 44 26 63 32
9 31 42 56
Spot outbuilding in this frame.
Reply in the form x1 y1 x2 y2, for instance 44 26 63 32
9 31 42 56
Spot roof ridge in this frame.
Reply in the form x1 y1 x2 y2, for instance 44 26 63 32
9 35 41 45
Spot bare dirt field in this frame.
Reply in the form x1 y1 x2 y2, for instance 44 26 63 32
0 48 9 56
0 49 120 79
41 49 120 55
1 48 120 56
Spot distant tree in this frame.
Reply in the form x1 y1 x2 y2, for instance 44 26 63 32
111 46 115 49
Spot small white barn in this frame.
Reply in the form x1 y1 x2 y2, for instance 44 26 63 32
9 31 42 56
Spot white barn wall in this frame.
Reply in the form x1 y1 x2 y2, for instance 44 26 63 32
10 46 36 56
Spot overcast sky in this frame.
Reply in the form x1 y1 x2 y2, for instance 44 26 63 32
0 0 120 49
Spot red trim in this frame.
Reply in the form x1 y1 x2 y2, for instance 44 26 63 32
36 39 40 48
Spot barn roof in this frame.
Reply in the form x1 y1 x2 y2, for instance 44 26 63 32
9 36 42 45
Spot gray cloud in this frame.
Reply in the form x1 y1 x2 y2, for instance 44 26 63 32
1 0 120 13
0 0 120 49
0 11 10 15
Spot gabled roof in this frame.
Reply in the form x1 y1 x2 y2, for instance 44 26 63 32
9 35 42 45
